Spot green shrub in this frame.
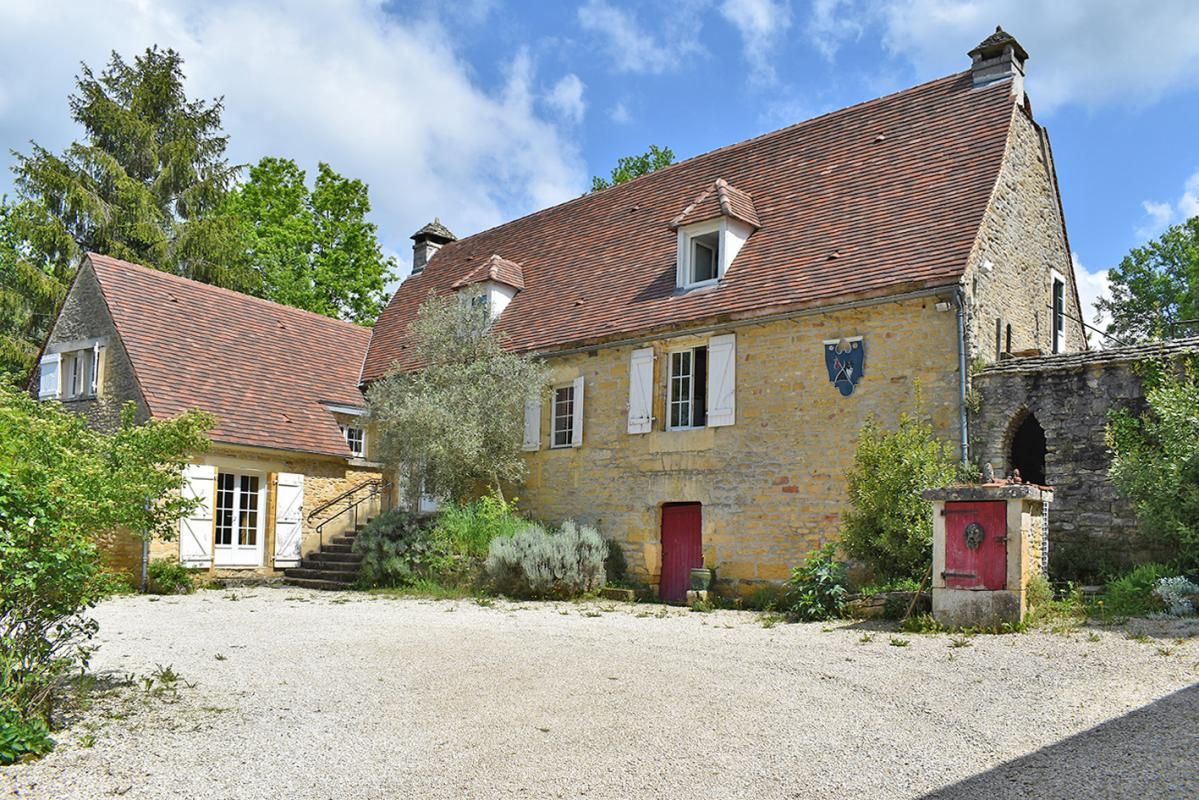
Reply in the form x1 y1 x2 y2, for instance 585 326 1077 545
1107 359 1199 567
353 508 446 587
147 558 194 595
839 412 960 583
779 544 848 621
1104 563 1173 617
430 493 524 559
0 706 54 765
484 521 607 599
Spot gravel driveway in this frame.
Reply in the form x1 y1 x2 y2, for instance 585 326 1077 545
3 588 1197 799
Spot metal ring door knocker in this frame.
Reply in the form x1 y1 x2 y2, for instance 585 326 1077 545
964 522 985 550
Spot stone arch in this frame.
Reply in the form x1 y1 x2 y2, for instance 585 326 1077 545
1003 407 1047 485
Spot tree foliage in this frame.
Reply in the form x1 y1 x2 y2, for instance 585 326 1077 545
221 157 395 323
0 199 66 377
839 412 961 582
0 380 211 730
367 290 548 502
590 144 675 192
11 47 243 287
1107 358 1199 567
1098 216 1199 342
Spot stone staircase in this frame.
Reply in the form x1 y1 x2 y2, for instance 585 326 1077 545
282 519 371 590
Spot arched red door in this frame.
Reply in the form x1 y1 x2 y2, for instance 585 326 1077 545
660 503 702 603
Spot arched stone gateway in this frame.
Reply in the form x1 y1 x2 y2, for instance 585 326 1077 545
970 336 1199 580
1007 411 1046 485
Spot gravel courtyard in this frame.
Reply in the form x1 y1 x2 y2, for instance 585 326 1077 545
3 588 1197 800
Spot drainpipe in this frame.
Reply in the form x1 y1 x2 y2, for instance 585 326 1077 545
140 497 150 593
952 287 970 465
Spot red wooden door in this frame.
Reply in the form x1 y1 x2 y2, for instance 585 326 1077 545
660 503 702 603
944 500 1007 590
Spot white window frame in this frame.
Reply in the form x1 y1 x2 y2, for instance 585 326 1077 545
666 345 708 431
213 471 266 567
677 219 723 290
44 339 104 401
550 384 575 449
340 425 366 458
1050 270 1066 354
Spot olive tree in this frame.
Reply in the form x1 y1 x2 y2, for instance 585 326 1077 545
367 290 547 503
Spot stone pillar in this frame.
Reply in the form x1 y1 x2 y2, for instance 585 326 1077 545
924 483 1051 628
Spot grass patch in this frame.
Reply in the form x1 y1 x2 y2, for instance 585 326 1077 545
367 579 478 601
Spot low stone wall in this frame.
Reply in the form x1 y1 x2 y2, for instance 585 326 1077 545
970 337 1199 578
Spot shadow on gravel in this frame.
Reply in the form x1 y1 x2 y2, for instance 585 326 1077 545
921 684 1199 799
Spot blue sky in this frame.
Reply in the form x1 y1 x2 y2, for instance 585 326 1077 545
2 1 1198 329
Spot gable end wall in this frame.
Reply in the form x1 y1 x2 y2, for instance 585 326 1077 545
965 106 1087 363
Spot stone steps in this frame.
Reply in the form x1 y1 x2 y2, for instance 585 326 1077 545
282 517 372 591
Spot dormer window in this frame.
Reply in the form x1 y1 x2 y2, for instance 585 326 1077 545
452 254 525 319
689 230 719 285
671 179 760 292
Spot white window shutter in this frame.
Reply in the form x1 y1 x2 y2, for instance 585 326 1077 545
273 472 304 567
522 395 541 451
89 343 102 396
38 353 61 400
707 333 736 427
627 347 654 434
571 375 585 448
179 464 216 567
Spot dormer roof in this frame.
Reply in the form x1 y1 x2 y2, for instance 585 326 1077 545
452 254 526 291
670 178 761 229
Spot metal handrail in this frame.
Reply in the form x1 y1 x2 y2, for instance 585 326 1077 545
307 478 384 523
310 479 390 550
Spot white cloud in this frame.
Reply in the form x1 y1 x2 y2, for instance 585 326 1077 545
807 0 1199 113
609 102 632 124
806 0 862 61
546 73 587 125
719 0 793 85
1136 169 1199 240
1071 252 1112 348
576 0 705 75
0 0 588 277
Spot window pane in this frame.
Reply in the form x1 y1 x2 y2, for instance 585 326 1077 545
552 386 574 446
670 351 693 429
690 233 718 283
694 346 708 427
215 472 234 546
239 476 259 546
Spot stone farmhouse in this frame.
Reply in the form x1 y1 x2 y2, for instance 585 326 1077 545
36 28 1092 597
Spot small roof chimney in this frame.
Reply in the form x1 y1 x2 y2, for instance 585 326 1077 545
410 218 456 276
969 26 1028 102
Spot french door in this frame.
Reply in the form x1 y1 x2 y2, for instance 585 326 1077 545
213 472 265 567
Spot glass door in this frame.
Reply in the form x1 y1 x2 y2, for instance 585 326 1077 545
213 472 265 567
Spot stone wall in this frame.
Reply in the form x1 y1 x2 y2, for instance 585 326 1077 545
520 295 963 595
971 337 1199 578
964 106 1088 363
43 263 150 430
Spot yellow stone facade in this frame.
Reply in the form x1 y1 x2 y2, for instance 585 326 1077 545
519 295 962 594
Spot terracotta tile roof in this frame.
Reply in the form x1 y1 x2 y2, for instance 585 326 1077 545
452 254 526 290
363 71 1017 381
670 179 760 229
86 254 370 457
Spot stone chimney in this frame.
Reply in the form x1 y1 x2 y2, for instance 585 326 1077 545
410 218 456 275
968 26 1029 102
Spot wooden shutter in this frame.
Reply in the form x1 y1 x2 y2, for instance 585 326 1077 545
179 464 216 567
570 375 585 448
38 353 61 400
88 343 102 396
627 347 654 434
522 395 541 451
273 472 304 568
707 333 736 427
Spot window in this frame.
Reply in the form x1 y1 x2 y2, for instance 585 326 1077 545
57 346 99 400
668 346 708 430
215 473 260 548
690 232 718 284
1051 274 1065 353
341 425 365 458
551 385 575 448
